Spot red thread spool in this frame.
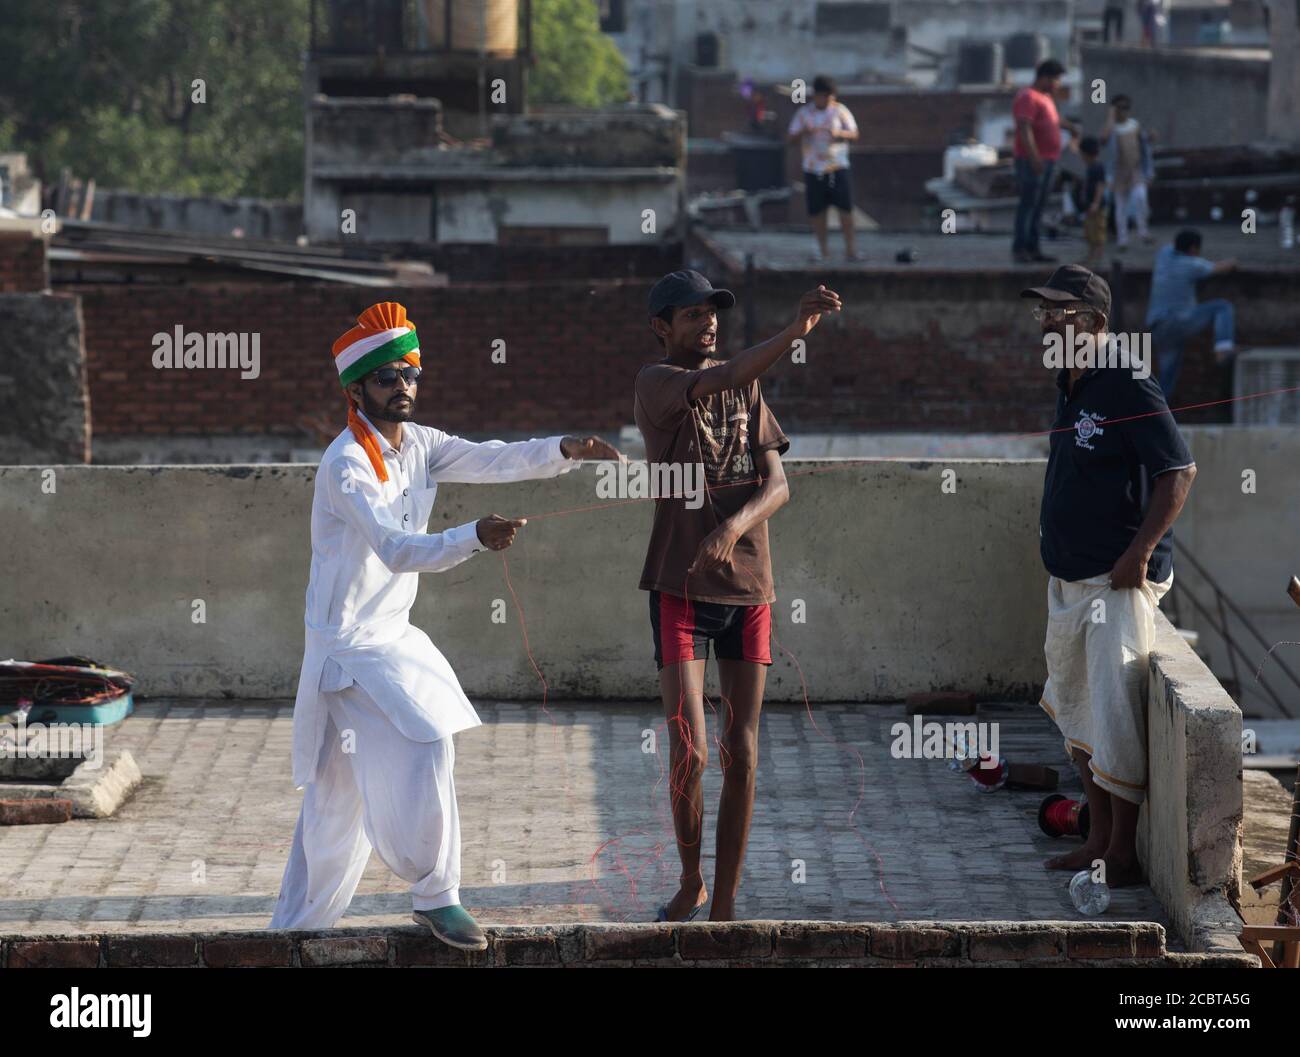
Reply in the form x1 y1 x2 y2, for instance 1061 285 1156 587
1038 794 1091 839
966 754 1005 788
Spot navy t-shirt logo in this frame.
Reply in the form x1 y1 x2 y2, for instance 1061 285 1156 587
1074 411 1106 450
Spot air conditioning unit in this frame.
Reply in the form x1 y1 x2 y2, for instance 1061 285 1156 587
1233 348 1300 424
957 42 1004 86
1004 32 1049 70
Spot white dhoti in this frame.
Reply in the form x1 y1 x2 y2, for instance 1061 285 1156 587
1038 571 1173 806
269 680 462 929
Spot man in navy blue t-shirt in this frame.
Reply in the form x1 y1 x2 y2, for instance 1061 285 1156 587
1023 264 1197 889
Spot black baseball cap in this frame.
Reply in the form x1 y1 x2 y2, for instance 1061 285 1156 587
1021 264 1111 317
647 269 735 319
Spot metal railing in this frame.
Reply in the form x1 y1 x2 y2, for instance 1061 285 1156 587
1166 537 1300 718
309 0 531 57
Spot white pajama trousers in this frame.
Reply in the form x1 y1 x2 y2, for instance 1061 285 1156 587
1113 181 1149 246
269 683 462 929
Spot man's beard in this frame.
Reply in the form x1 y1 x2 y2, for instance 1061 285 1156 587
362 387 413 423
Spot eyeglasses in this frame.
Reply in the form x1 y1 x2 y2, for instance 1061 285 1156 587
1031 304 1093 321
368 366 422 388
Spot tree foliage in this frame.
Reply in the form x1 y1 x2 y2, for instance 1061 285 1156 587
0 0 629 199
527 0 630 108
0 0 309 199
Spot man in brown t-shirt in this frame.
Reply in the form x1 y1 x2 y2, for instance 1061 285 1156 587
634 269 842 922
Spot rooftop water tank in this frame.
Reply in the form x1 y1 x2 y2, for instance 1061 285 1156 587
424 0 519 52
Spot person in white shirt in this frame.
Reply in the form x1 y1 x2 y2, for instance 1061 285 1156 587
268 301 622 950
786 74 860 262
1100 95 1156 251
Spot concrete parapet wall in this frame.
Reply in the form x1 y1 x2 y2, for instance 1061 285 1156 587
1142 613 1245 952
1080 44 1269 147
90 191 303 241
0 459 1049 702
309 96 447 169
1174 426 1300 718
493 106 684 169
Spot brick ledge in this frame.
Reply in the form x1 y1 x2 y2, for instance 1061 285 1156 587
0 920 1259 968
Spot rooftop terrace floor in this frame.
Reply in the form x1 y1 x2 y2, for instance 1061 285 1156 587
0 700 1181 942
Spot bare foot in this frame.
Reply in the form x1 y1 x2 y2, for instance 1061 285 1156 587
1103 857 1145 888
708 903 734 922
1045 841 1107 871
661 882 708 921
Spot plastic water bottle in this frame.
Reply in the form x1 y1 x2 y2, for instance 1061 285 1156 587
946 729 1007 793
1070 869 1111 916
1282 201 1296 250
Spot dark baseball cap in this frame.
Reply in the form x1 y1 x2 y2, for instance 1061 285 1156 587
1021 264 1111 317
647 269 735 318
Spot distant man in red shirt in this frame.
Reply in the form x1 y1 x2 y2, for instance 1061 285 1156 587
1012 59 1080 264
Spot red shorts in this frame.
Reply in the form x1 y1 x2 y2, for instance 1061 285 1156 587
649 590 773 670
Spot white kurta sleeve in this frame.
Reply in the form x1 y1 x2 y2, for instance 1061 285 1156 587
426 431 577 484
326 454 485 574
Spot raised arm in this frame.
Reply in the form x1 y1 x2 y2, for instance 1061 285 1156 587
425 432 560 484
1100 104 1117 144
427 431 621 483
327 455 482 574
689 286 842 402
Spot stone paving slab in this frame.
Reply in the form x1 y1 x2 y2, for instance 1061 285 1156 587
0 699 1173 941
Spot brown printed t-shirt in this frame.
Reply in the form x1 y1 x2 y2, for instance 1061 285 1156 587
634 359 790 605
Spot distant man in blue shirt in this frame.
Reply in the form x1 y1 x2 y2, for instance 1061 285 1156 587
1024 264 1197 889
1146 228 1238 400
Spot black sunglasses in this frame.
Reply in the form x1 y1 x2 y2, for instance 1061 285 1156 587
368 366 422 388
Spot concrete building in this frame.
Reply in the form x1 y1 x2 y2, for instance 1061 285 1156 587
1265 0 1300 142
305 96 684 244
0 154 42 218
303 0 684 246
602 0 1073 99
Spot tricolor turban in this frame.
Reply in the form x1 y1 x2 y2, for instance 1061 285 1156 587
332 301 421 483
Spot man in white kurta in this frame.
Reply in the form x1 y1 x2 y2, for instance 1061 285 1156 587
269 301 617 949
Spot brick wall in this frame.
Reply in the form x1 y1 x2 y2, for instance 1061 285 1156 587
0 921 1257 967
77 262 1292 440
782 147 945 229
411 242 681 282
709 266 1298 432
0 234 48 292
677 68 753 141
79 280 662 439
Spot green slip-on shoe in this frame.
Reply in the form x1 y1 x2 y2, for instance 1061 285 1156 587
413 904 488 951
